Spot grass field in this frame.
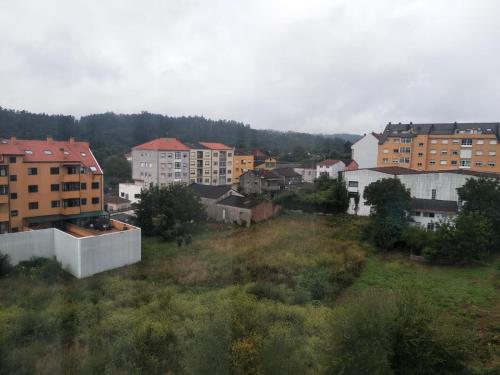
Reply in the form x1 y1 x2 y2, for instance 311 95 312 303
0 212 498 373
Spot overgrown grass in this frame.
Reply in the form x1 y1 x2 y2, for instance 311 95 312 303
0 212 498 373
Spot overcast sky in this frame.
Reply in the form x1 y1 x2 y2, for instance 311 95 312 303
1 0 500 134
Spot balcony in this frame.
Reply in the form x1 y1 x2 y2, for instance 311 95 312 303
63 174 80 182
0 195 8 204
61 190 80 199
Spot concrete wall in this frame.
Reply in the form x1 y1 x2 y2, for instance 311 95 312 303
0 221 141 278
0 229 54 265
316 161 346 179
351 133 379 169
216 204 252 226
119 182 143 204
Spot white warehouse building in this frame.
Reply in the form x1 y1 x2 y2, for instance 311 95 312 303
343 167 500 229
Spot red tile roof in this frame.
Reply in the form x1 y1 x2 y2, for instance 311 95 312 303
317 159 343 167
0 138 102 174
199 142 232 150
133 138 189 151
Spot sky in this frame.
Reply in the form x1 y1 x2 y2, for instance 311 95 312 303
1 0 500 134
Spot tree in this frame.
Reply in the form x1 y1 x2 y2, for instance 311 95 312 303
324 289 473 375
363 178 411 250
103 155 131 189
458 178 500 248
135 184 206 239
423 212 493 264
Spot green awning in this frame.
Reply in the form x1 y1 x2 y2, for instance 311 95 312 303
25 211 108 224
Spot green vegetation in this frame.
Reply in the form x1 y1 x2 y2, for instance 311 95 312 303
274 174 350 214
0 214 498 373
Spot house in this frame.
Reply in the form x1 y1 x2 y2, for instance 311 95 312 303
294 163 316 183
105 195 132 212
239 169 284 196
351 132 381 169
316 159 346 179
252 149 277 170
187 142 235 185
119 181 143 204
189 183 243 219
343 159 359 171
376 122 500 172
342 166 500 228
0 136 104 233
274 167 302 189
214 195 280 226
232 150 254 185
410 198 458 230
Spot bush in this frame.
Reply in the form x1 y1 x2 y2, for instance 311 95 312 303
0 251 13 277
16 257 71 283
324 289 473 374
400 226 433 255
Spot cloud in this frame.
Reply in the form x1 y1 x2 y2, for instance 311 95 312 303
1 0 500 134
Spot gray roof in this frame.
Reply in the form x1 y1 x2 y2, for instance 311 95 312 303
217 195 262 209
411 198 458 213
355 167 500 179
274 167 302 178
189 183 234 199
379 122 500 144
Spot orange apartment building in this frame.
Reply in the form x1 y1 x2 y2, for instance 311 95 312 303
377 122 500 173
0 137 104 233
232 151 254 184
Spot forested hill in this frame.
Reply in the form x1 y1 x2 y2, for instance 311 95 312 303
0 107 360 162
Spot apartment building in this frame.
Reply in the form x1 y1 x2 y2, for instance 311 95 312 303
232 150 254 184
0 137 104 233
188 142 234 185
377 122 500 172
131 138 190 186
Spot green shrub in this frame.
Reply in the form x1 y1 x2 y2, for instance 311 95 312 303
16 257 71 283
0 251 13 277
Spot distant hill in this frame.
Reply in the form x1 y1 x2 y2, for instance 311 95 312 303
0 107 355 162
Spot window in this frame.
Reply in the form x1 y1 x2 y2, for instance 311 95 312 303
62 182 80 191
460 160 471 168
417 162 423 167
50 167 59 175
487 162 496 167
348 181 359 187
431 189 436 200
413 211 421 216
0 166 7 176
24 150 33 155
9 156 16 163
10 193 17 200
51 200 61 208
27 167 38 175
92 182 99 189
160 153 166 158
66 166 78 174
452 139 460 144
451 160 458 165
431 140 438 144
441 139 448 144
399 157 410 163
441 150 447 155
399 147 411 153
417 153 423 157
11 210 18 217
28 202 38 210
9 175 17 182
81 198 87 206
80 183 87 190
418 142 424 147
175 152 181 159
488 151 496 156
89 166 97 173
383 149 389 154
174 172 181 179
392 159 399 164
80 167 86 174
28 185 38 193
452 150 459 156
0 185 8 195
440 160 447 165
476 150 483 156
174 162 181 169
44 150 53 155
429 160 436 165
461 138 472 146
423 212 435 218
382 158 388 164
168 153 173 158
430 149 437 154
427 222 435 231
475 162 483 166
92 197 100 204
393 149 399 153
477 140 484 145
51 184 60 192
64 198 80 207
401 137 411 144
490 140 497 145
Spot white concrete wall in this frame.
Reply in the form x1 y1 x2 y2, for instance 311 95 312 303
0 223 141 279
316 161 346 179
344 169 394 215
54 229 82 277
119 182 143 204
0 229 54 265
79 228 141 278
351 133 379 169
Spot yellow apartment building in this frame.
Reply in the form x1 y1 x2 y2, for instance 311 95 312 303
0 137 104 233
232 151 254 184
377 123 500 172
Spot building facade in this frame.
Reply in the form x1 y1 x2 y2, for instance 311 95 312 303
294 163 316 183
232 151 254 184
351 132 380 169
0 137 104 233
316 159 346 179
132 138 190 187
188 142 234 185
377 122 500 172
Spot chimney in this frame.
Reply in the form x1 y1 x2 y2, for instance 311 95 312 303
69 137 75 144
10 136 16 144
47 136 53 144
